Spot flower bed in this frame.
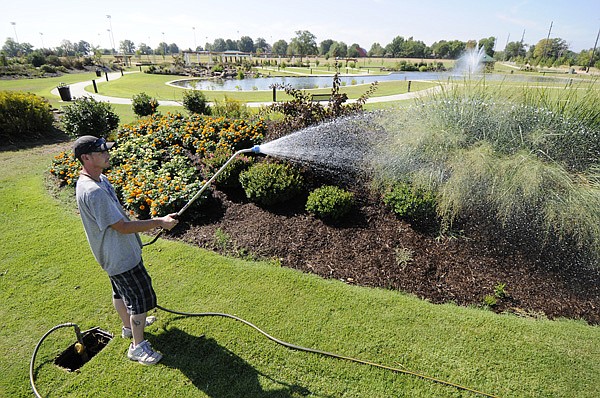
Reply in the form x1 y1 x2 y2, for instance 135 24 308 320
50 112 265 217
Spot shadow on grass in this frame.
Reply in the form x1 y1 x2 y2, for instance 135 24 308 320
150 327 316 398
0 127 71 152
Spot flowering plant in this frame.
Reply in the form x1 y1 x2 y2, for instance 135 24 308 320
50 112 266 217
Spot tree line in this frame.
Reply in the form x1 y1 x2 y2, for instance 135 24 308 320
2 29 599 69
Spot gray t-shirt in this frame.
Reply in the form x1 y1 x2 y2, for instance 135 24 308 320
76 174 142 276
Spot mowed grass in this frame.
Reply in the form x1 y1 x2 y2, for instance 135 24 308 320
90 70 436 103
1 143 600 397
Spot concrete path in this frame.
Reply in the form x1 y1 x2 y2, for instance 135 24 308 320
52 70 437 107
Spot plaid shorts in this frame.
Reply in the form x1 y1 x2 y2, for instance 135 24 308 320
109 261 157 315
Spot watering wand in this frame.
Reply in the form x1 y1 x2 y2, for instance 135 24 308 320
143 145 261 246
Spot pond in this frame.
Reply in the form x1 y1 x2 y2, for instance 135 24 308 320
168 71 573 92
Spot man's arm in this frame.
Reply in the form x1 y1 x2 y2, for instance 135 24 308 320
110 213 179 235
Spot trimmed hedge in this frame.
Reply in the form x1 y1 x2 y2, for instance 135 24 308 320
383 182 437 226
306 185 355 220
239 162 304 205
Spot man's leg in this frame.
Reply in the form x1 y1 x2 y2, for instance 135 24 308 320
130 312 147 346
113 297 131 328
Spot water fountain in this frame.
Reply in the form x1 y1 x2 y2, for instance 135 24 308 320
452 46 487 76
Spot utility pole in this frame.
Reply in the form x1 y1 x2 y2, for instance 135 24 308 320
106 15 115 54
588 26 600 72
10 22 19 44
504 33 510 61
192 26 197 51
543 21 553 61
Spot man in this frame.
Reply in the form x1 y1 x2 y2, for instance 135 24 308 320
74 135 178 365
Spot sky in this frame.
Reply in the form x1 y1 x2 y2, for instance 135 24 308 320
2 0 599 53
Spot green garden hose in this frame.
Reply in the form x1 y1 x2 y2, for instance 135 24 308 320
30 323 80 398
156 304 500 398
30 310 500 397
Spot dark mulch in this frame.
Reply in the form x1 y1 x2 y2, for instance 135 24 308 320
173 188 600 325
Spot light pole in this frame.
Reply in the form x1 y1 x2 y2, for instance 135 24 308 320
10 22 19 44
39 32 44 49
106 15 115 54
107 29 113 54
162 32 166 57
192 27 197 51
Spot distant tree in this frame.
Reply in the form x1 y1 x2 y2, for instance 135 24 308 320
478 37 496 57
504 41 526 60
20 42 34 55
290 30 317 61
368 42 385 57
212 38 227 52
466 40 477 49
168 43 179 54
272 39 288 56
385 36 405 57
328 41 347 58
254 37 269 53
1 39 33 57
225 39 237 51
431 40 450 58
533 37 568 60
447 40 467 58
155 42 168 56
120 40 135 54
238 36 254 53
60 40 76 56
138 43 152 55
2 38 20 57
75 40 91 56
319 39 334 56
401 37 427 58
347 43 362 57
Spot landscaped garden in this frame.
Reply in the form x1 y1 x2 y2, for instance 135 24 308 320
2 61 600 397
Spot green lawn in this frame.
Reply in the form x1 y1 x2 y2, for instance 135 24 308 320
1 142 600 397
90 71 436 103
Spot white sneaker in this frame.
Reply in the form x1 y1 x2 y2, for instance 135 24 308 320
127 340 163 365
121 316 157 338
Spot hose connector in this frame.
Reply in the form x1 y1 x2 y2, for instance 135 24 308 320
251 145 261 153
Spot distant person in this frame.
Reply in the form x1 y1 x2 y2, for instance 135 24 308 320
74 135 178 365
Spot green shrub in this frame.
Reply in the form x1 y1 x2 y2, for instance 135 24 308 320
306 185 355 220
201 148 253 189
132 92 159 117
211 96 251 119
40 64 56 74
0 91 54 143
183 90 210 115
61 96 119 137
383 182 437 225
239 162 304 205
27 51 46 67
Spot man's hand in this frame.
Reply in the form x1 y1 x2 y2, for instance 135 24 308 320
159 213 179 231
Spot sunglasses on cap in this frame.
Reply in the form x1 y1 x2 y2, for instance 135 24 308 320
89 137 109 152
82 137 116 154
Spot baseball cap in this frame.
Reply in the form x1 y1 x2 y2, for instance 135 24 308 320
74 136 115 160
